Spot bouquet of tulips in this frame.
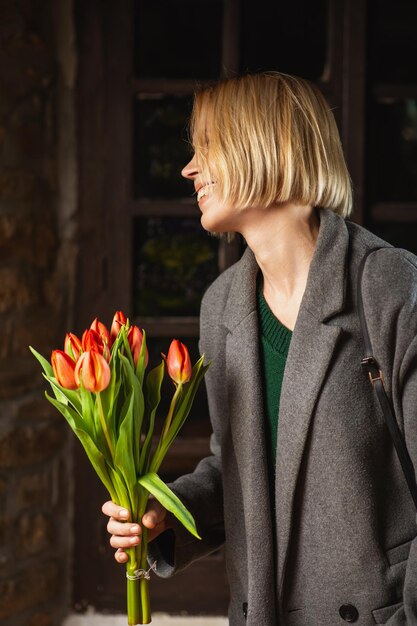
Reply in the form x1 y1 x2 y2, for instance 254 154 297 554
30 311 209 625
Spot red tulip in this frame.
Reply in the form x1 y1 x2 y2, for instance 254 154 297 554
128 325 148 367
90 317 111 346
163 339 192 385
51 350 78 390
82 329 110 362
74 350 111 392
111 311 127 343
64 333 82 361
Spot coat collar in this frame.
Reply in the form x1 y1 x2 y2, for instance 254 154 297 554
223 208 350 614
223 207 349 332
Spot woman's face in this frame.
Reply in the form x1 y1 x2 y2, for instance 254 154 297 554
181 152 238 234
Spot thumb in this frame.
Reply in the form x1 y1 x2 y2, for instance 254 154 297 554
141 497 169 542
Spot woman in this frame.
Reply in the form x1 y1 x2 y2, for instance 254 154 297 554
102 72 417 625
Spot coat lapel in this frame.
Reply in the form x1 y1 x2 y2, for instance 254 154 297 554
224 250 277 623
222 208 350 611
275 209 349 599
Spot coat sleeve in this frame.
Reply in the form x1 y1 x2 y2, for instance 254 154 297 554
387 331 417 624
363 249 417 624
146 274 231 576
146 429 225 577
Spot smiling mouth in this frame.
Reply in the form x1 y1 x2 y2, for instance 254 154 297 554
197 182 216 201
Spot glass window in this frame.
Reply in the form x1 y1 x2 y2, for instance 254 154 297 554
133 95 194 198
369 99 417 202
134 0 223 79
240 0 328 81
368 0 417 83
133 215 219 317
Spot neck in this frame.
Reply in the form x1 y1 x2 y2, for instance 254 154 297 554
241 203 320 302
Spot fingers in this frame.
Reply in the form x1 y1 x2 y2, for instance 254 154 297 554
102 500 130 521
109 530 140 549
142 497 167 529
115 548 129 564
107 517 141 538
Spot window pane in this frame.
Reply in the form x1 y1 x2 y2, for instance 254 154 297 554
133 95 194 198
133 216 219 317
368 0 417 83
369 99 417 202
134 0 223 79
240 0 328 80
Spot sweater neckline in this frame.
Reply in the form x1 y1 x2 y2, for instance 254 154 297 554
256 273 293 354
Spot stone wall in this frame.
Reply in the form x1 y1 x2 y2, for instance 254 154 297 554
0 1 77 624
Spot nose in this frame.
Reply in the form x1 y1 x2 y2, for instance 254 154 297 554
181 153 199 180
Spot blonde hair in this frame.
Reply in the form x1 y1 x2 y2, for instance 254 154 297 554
189 71 353 220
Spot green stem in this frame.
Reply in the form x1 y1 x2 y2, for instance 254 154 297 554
96 392 114 457
149 383 182 474
137 487 151 624
162 383 182 439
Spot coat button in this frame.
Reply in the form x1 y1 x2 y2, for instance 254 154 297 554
339 604 359 622
242 602 248 619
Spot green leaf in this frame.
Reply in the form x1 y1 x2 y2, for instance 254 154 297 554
135 328 147 386
119 352 145 471
29 346 53 377
138 472 201 540
45 392 116 499
45 391 85 433
151 356 210 470
114 390 137 509
140 360 164 473
79 381 97 440
43 374 82 415
73 427 118 501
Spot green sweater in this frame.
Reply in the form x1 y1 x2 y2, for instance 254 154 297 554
256 273 293 487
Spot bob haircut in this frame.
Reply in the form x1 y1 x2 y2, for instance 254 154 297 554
189 71 353 221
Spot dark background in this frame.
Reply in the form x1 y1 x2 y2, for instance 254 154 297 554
1 0 416 623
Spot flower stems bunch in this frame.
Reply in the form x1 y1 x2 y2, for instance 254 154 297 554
30 311 209 625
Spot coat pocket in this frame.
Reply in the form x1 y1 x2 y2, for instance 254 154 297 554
371 600 403 624
385 536 415 566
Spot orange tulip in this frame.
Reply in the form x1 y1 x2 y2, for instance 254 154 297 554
90 317 111 346
64 333 82 361
51 350 78 390
74 350 111 392
111 310 127 343
128 325 148 367
163 339 192 385
82 329 110 362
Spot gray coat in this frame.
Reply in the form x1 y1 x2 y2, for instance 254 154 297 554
149 207 417 625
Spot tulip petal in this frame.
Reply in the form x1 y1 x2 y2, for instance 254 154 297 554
75 350 111 392
51 350 78 390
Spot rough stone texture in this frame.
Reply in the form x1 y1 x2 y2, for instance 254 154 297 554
15 511 55 556
0 560 60 619
0 0 77 624
0 421 65 468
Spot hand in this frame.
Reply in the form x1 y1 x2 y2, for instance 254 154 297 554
102 497 170 564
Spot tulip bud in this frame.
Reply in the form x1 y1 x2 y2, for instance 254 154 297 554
163 339 192 385
127 325 148 367
111 310 127 343
74 350 111 392
90 317 111 346
64 333 82 361
82 329 110 362
51 350 78 390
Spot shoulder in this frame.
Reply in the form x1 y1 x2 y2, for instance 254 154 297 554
347 222 417 331
346 219 417 291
